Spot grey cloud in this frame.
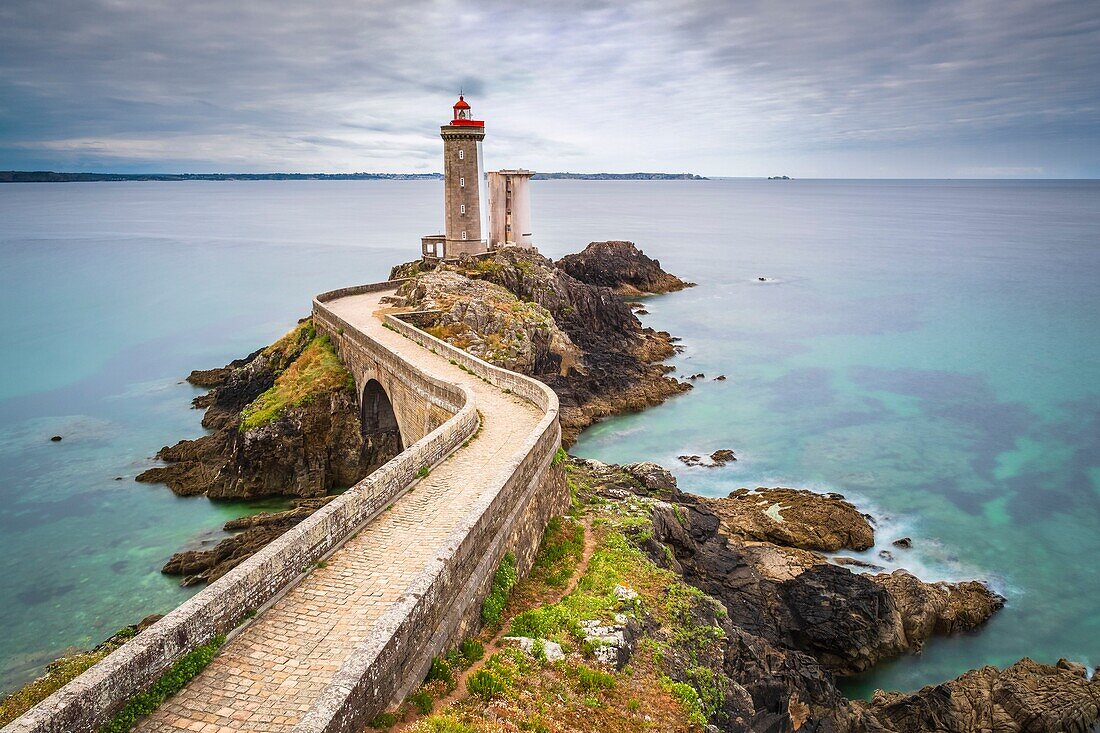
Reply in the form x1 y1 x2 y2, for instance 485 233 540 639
0 0 1097 175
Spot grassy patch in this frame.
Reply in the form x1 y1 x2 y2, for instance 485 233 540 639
0 650 109 726
100 635 225 733
239 326 352 431
480 553 517 627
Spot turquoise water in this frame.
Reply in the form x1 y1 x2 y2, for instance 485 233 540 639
1 180 1098 698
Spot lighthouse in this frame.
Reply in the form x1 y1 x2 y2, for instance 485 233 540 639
421 96 487 260
421 96 536 260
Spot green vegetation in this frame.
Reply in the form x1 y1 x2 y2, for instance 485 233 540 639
480 552 517 626
459 639 484 663
0 650 110 726
239 321 353 431
369 712 399 728
666 680 708 726
417 465 431 479
426 656 456 690
387 461 725 732
408 689 435 715
100 635 226 733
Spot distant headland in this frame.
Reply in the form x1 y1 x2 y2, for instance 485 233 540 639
0 170 706 183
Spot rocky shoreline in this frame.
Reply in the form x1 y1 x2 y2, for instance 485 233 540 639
7 242 1097 730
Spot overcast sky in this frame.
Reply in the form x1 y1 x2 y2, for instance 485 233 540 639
1 0 1098 177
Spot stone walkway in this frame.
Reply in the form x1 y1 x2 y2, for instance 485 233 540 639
137 290 543 733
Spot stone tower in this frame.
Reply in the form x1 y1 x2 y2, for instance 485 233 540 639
439 95 486 258
487 169 535 249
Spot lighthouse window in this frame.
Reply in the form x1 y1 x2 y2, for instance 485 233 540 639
462 231 468 240
460 177 465 188
458 150 464 160
460 204 466 214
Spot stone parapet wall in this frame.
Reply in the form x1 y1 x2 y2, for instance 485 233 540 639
294 311 565 733
4 290 477 733
5 282 565 733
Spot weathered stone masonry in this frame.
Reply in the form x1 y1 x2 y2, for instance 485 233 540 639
4 281 566 733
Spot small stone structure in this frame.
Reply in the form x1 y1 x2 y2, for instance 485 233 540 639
487 169 534 249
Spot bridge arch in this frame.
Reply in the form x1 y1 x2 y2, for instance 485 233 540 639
361 378 403 451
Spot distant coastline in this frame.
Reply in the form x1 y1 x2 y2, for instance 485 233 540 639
0 170 706 183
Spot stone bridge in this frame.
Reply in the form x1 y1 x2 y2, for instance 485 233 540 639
6 281 567 733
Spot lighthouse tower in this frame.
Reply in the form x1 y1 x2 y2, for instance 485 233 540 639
434 95 487 258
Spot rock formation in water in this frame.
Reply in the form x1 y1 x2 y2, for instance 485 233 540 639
859 657 1100 732
161 497 335 586
390 243 691 443
559 458 1099 732
703 487 876 552
137 319 397 500
556 240 695 295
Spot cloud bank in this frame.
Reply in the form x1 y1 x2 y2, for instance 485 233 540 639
1 0 1097 176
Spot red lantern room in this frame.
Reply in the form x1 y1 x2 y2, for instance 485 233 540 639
450 95 483 126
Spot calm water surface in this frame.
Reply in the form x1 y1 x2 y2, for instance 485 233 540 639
0 179 1097 698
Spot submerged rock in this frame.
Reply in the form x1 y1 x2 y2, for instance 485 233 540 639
710 449 737 465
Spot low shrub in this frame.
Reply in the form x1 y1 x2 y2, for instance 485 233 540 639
101 635 226 732
480 553 517 626
576 665 616 693
466 669 507 699
408 689 434 715
426 656 455 689
459 638 484 663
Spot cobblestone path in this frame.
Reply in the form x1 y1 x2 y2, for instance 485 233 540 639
137 290 543 732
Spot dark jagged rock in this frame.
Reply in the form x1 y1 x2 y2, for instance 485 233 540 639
677 450 736 468
892 537 912 549
556 240 694 295
163 498 335 586
860 658 1100 732
870 570 1005 650
569 458 1050 732
710 449 737 465
390 246 691 443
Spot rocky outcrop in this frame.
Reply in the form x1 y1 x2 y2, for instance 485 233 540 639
556 240 694 295
870 570 1007 651
390 245 691 443
138 320 397 500
564 458 1070 733
396 270 582 375
704 487 876 552
861 658 1100 732
138 320 398 586
162 497 335 586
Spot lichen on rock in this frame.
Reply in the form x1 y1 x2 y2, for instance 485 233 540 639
389 243 691 443
704 486 876 552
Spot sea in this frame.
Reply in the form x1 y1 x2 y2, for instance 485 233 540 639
1 178 1097 699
